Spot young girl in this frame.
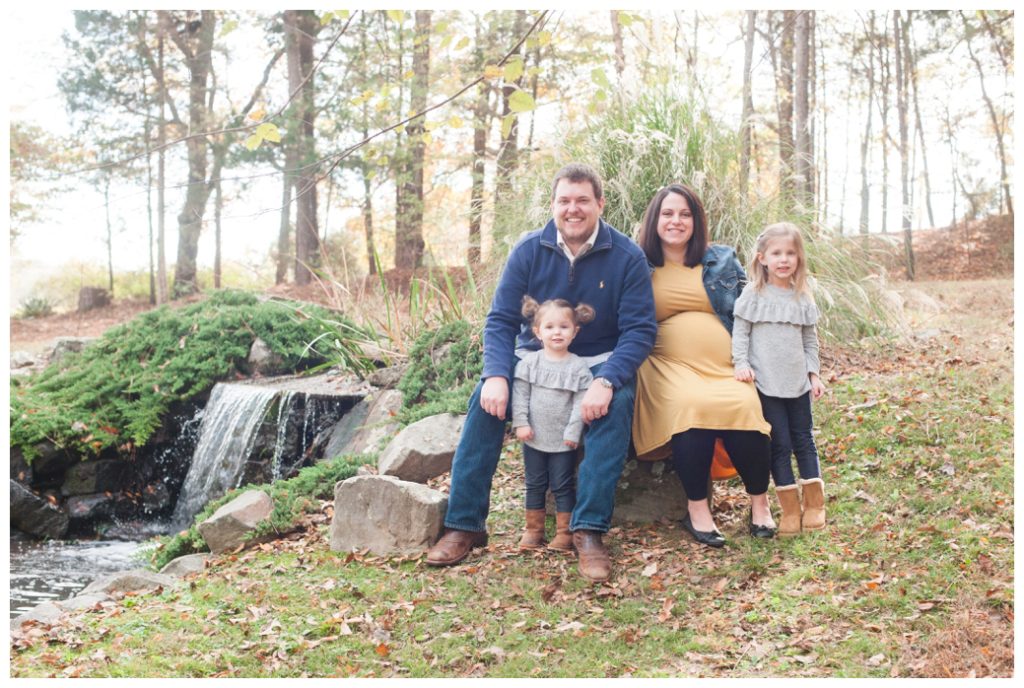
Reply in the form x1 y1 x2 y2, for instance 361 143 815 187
732 222 827 537
511 296 595 551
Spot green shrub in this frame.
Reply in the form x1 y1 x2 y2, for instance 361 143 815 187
9 290 367 459
397 320 483 424
150 452 375 571
17 296 56 319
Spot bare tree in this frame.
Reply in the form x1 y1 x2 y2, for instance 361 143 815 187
893 11 915 279
394 10 431 270
858 12 876 238
739 10 756 200
793 10 814 207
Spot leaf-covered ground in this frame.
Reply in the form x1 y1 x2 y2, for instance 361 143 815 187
9 279 1013 678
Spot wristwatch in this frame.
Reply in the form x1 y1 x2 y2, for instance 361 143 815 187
594 377 614 389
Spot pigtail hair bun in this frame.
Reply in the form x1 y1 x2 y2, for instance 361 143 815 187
574 302 596 325
521 295 540 321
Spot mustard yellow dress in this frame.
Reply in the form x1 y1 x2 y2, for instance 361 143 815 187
632 262 771 460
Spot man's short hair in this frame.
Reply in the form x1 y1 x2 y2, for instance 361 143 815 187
551 163 603 201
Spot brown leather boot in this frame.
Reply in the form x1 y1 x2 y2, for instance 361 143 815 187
775 484 802 537
573 530 611 582
425 529 488 566
547 512 573 551
799 478 826 531
518 509 547 550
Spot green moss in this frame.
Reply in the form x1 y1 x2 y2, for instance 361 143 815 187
150 452 375 570
396 319 483 424
9 291 360 459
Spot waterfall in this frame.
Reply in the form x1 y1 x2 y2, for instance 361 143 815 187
170 383 277 527
270 391 297 482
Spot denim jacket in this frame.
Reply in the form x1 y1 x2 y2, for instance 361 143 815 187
700 243 746 335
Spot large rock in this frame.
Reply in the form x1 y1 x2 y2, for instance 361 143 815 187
49 336 96 365
324 389 403 458
330 475 447 556
377 413 465 483
81 569 177 596
197 490 274 554
159 553 212 577
10 448 32 484
10 479 69 539
612 459 689 524
61 459 126 497
23 441 72 481
245 337 283 376
10 350 36 369
10 602 64 633
66 493 119 521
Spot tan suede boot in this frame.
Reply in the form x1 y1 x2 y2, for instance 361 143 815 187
775 484 802 537
547 512 574 551
799 478 826 531
518 509 547 549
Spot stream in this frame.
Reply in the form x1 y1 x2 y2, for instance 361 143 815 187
9 536 151 619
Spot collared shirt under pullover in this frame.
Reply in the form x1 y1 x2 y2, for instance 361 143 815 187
482 219 657 389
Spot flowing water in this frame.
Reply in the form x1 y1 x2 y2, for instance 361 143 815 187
9 536 150 619
170 383 277 528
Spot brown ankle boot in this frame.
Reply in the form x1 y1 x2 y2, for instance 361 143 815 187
799 478 826 531
775 484 802 537
547 512 574 551
518 509 547 549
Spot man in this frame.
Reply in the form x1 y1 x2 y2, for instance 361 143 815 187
426 163 657 582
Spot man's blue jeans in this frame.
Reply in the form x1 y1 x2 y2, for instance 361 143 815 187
443 362 636 533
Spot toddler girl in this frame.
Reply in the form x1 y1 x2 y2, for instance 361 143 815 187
732 222 827 536
511 296 595 551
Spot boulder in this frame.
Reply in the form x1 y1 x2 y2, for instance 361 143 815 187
159 553 212 577
197 490 274 554
49 336 96 364
10 350 36 369
57 592 112 612
9 448 32 484
245 337 283 376
330 475 447 556
10 602 64 633
23 441 72 481
81 569 178 596
367 365 405 389
77 286 110 312
612 459 689 524
66 493 118 521
141 481 172 514
10 479 69 539
377 413 464 483
324 389 403 458
61 459 126 497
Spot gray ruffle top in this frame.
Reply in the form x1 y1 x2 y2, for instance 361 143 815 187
511 351 593 452
732 283 820 398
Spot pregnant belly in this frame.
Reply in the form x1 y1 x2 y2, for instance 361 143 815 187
652 310 733 371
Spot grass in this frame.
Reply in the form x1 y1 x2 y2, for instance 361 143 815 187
10 280 1013 677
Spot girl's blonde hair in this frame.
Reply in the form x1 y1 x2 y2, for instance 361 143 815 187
748 222 813 297
521 295 596 327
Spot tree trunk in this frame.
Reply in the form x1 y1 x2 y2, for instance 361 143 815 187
104 176 114 296
774 11 795 198
905 12 934 227
213 176 222 288
161 10 216 297
286 10 322 285
858 12 876 238
894 12 914 280
961 11 1013 216
394 10 431 271
739 10 756 200
468 16 490 265
156 26 168 305
793 10 813 208
276 167 292 284
494 11 526 221
877 15 891 234
610 11 626 82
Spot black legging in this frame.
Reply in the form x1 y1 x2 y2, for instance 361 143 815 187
670 428 771 501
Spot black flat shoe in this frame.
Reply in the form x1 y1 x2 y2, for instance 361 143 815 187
749 509 777 539
681 514 726 548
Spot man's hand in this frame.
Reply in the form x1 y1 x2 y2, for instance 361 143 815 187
516 426 534 442
480 376 509 419
581 382 613 424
